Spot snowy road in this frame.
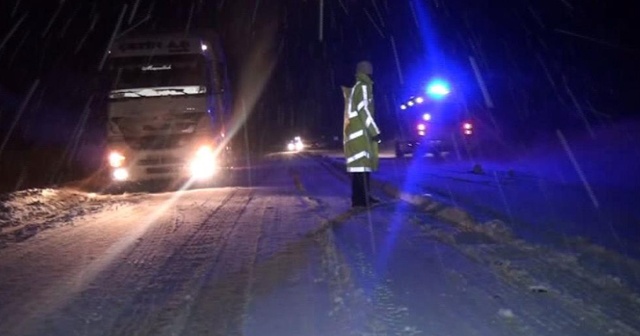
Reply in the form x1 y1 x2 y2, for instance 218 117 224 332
1 154 640 335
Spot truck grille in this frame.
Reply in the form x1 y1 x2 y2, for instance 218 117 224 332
138 156 184 166
125 135 190 150
146 167 181 174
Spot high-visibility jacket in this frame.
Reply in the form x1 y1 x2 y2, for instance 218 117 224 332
342 73 381 173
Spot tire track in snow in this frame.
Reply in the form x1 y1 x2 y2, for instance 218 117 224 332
323 211 424 336
243 193 342 335
316 153 640 334
173 194 272 335
420 223 640 335
289 156 420 334
310 155 533 334
462 243 640 335
237 155 369 335
107 189 253 335
340 208 542 336
18 189 240 336
0 198 178 336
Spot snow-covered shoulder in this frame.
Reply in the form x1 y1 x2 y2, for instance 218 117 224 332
0 188 145 247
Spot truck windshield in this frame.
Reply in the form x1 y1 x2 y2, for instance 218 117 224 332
108 54 207 92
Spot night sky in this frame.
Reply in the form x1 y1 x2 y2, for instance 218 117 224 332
1 0 638 154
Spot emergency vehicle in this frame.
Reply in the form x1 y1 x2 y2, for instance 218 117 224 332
394 81 477 158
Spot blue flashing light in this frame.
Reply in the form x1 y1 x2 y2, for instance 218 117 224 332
400 104 407 110
422 113 432 121
415 97 424 104
407 101 415 107
426 79 451 99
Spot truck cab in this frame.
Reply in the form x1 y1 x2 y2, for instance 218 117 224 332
105 33 232 185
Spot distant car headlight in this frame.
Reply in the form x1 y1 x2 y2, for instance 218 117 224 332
109 151 125 168
287 137 304 152
113 168 129 181
190 145 218 179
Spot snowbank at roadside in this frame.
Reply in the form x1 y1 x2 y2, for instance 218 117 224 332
0 188 145 246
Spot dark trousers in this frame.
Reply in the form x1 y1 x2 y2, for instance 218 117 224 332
351 172 371 206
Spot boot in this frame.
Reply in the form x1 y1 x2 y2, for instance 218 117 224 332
367 197 381 206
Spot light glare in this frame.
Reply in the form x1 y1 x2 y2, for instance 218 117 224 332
426 79 451 99
287 137 304 152
109 151 125 168
113 168 129 181
190 145 218 179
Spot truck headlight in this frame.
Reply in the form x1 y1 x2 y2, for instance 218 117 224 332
109 151 126 168
190 145 218 179
113 168 129 181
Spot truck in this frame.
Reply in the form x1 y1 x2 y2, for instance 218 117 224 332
105 31 233 186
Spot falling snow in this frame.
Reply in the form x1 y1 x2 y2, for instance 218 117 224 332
0 0 639 334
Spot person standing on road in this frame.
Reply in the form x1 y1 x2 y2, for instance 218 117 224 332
342 60 381 208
